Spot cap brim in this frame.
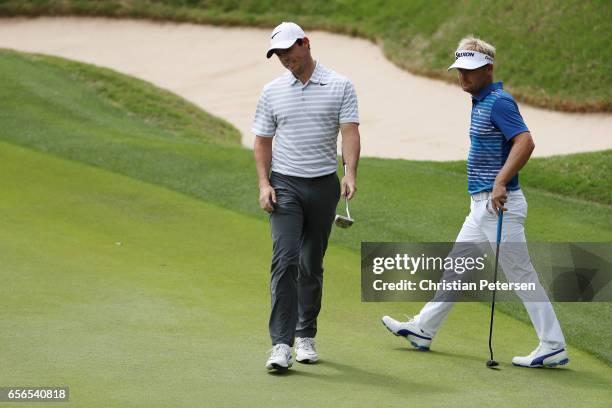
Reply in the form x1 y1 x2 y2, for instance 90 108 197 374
266 39 299 58
447 59 489 71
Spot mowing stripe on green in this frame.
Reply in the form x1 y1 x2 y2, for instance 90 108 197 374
1 49 610 364
1 141 611 407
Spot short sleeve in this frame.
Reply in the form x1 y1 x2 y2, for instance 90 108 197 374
490 96 529 141
339 80 359 124
251 90 276 137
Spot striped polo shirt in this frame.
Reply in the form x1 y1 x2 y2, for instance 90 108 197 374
467 82 529 194
252 62 359 178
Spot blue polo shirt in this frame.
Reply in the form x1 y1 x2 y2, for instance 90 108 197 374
467 82 529 194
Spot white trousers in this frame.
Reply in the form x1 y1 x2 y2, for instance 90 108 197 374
414 189 566 348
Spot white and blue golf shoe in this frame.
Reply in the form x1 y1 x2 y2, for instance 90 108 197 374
512 343 569 368
381 316 432 351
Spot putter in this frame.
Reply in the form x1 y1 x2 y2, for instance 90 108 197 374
486 207 504 368
334 164 354 228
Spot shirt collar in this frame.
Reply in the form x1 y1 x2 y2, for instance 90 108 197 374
289 61 325 86
472 81 503 102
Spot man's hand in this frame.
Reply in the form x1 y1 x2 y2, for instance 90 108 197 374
254 136 275 213
339 122 360 200
490 183 508 213
490 132 534 214
259 184 276 213
491 132 535 214
341 173 357 200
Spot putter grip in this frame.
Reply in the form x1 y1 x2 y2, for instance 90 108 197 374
496 209 504 244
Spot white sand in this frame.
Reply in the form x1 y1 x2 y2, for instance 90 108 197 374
0 17 610 160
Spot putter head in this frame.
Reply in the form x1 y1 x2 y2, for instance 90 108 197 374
334 214 354 228
486 359 499 368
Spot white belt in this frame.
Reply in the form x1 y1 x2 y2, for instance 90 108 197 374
471 191 492 202
471 188 523 202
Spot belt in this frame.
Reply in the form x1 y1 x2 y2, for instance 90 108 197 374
471 188 523 201
471 191 492 202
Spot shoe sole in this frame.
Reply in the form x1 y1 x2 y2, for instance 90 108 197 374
267 362 292 372
296 357 319 364
380 319 430 351
512 358 569 368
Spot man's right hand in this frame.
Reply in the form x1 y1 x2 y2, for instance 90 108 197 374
259 184 277 213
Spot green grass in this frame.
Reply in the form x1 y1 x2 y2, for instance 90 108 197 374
1 141 611 407
1 47 611 404
522 152 612 205
1 0 611 112
3 49 240 147
1 49 611 365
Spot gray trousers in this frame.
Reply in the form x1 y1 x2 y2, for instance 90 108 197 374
268 171 340 346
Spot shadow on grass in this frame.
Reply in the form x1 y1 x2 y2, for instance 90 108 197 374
266 359 447 394
393 347 611 390
393 346 484 364
267 369 319 378
302 360 448 395
510 364 611 389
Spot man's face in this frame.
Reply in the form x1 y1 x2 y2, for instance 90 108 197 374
457 65 493 95
275 38 310 74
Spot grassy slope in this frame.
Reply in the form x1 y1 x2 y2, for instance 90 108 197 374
0 50 610 364
43 52 241 146
1 0 610 112
1 141 611 407
436 152 612 206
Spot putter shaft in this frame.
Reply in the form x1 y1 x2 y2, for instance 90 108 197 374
488 209 504 365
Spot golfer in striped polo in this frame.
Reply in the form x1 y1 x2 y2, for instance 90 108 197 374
382 37 569 368
252 22 361 371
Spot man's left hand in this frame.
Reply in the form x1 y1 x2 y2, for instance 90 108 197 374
490 183 508 213
341 174 357 200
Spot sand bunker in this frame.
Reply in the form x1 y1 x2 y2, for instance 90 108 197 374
1 17 610 160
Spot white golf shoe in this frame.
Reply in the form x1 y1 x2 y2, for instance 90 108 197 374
295 337 319 363
512 344 569 368
266 344 292 371
381 316 432 351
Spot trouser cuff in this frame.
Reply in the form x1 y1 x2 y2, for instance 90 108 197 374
295 328 317 338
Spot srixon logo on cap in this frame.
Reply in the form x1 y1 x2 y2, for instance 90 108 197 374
456 51 475 58
455 50 494 63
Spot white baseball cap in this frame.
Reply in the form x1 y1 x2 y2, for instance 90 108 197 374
266 22 305 59
448 49 494 70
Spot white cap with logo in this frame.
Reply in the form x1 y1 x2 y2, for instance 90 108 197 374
266 22 306 59
448 50 494 70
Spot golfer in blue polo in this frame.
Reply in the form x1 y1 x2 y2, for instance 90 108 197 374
381 36 569 368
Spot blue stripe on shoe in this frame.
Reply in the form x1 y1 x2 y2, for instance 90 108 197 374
397 329 431 340
531 348 565 366
410 341 430 351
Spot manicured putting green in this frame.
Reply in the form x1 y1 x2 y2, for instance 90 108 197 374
0 142 610 407
1 49 610 363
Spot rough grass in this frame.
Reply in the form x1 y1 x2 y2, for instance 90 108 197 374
436 152 612 206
